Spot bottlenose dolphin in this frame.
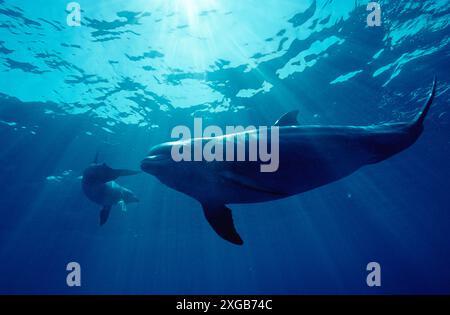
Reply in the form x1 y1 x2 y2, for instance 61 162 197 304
141 79 437 245
82 155 140 225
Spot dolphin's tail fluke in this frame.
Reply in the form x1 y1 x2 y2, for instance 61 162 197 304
412 77 437 127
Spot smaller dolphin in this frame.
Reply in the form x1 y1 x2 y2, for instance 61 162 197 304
82 155 140 225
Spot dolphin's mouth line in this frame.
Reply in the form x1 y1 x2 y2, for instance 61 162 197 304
141 155 172 171
145 154 170 161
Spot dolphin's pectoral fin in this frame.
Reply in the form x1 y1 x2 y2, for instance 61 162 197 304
201 203 243 245
100 205 112 225
274 110 300 126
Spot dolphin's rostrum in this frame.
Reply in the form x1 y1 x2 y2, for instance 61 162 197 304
141 79 437 245
82 155 140 225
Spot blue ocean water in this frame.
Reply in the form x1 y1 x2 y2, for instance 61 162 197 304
0 0 449 294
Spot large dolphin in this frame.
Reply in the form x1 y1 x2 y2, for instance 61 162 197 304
141 79 437 245
82 155 140 225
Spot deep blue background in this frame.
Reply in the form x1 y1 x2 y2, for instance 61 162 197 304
0 0 449 293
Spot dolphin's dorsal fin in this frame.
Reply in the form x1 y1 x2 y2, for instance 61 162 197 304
93 151 99 164
201 203 243 245
274 110 300 126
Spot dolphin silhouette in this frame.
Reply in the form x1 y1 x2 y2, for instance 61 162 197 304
82 156 140 225
141 79 437 245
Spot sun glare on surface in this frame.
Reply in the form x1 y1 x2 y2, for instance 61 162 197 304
176 0 217 26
